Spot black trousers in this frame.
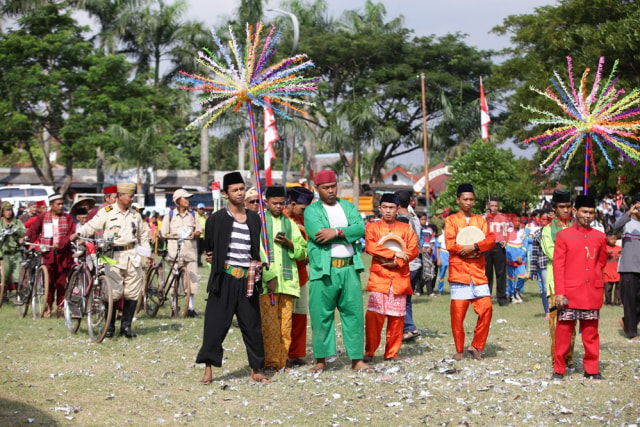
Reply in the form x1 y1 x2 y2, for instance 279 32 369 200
485 245 507 305
196 273 265 369
620 272 640 338
197 238 205 266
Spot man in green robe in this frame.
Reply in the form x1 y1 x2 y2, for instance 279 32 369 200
304 170 371 373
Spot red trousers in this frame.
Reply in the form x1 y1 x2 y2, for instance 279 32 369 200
450 296 492 353
555 318 599 375
45 257 70 310
288 313 307 359
365 311 404 359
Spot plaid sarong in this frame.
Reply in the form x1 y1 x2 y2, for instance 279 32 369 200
530 228 548 280
558 308 599 321
246 260 263 297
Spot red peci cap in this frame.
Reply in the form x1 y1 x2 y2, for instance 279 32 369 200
36 200 47 207
314 169 337 186
103 185 117 195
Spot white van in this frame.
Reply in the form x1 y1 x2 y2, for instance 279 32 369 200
0 185 55 213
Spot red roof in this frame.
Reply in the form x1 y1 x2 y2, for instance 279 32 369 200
382 166 415 180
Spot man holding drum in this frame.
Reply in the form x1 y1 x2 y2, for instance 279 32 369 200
444 184 496 361
363 193 419 362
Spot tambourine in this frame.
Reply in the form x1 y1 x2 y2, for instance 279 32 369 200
378 233 407 251
456 226 485 245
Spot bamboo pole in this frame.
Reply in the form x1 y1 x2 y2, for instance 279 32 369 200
420 73 430 212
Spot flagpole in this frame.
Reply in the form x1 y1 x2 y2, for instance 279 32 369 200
480 76 491 142
420 73 430 212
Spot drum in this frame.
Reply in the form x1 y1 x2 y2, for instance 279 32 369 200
456 225 485 245
378 233 407 251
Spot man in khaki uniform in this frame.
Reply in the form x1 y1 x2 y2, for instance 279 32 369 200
73 182 150 338
160 189 202 317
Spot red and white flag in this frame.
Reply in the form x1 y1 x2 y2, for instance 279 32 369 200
480 76 491 141
264 97 278 186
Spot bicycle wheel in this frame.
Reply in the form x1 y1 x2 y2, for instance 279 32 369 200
63 269 84 333
87 276 113 343
172 267 191 319
16 264 30 318
32 265 49 319
144 266 162 318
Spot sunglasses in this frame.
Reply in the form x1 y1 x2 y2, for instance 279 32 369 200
247 200 260 205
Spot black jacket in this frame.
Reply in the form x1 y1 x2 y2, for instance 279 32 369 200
204 207 262 294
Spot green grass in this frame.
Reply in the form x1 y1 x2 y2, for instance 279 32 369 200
1 256 639 425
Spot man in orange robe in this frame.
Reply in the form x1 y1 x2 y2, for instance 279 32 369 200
364 193 419 361
445 184 496 361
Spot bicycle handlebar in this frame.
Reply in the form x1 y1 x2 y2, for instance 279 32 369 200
76 235 114 245
23 240 56 249
161 236 187 245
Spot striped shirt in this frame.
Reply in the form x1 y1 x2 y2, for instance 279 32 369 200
224 217 252 268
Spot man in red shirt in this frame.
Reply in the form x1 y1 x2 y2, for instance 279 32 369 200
25 194 75 318
552 195 607 380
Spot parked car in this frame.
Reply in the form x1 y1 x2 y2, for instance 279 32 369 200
0 185 55 214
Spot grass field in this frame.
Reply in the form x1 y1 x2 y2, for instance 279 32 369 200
1 256 639 426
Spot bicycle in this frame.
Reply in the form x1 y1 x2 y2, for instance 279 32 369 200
63 236 114 343
0 227 17 308
143 236 191 319
15 241 54 319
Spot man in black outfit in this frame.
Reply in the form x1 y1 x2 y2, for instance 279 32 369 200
485 197 508 306
196 172 271 384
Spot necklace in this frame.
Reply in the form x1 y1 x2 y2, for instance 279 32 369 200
585 245 595 260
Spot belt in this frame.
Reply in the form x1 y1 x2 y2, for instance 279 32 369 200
112 242 136 252
2 250 17 255
223 263 248 279
331 257 353 268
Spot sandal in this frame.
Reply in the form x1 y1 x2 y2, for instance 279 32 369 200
363 355 373 363
453 352 464 361
402 330 420 342
466 346 483 361
286 358 309 367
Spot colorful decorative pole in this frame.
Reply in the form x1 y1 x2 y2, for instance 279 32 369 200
177 22 319 258
246 102 270 255
521 56 640 191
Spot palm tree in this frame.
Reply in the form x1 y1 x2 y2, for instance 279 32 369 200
108 117 170 197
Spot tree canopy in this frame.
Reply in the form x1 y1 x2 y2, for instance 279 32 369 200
433 140 545 215
492 0 640 196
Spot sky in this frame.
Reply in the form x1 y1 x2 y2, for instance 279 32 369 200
182 0 557 164
185 0 556 51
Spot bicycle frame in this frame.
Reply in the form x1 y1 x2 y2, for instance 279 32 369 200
64 236 114 342
16 241 54 318
144 236 191 318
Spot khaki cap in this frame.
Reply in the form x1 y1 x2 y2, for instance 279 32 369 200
117 182 137 194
